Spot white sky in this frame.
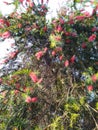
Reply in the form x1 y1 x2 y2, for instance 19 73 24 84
0 0 66 18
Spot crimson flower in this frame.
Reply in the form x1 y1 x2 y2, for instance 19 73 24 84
81 43 87 49
64 60 69 67
57 25 62 32
25 96 32 103
59 55 63 60
35 51 43 60
29 72 39 83
87 85 93 91
59 18 64 24
31 97 38 103
91 75 97 82
88 34 96 42
25 96 38 103
0 19 5 24
52 51 56 56
2 31 10 38
29 72 42 83
70 55 76 63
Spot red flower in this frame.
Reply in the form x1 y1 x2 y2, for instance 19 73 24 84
43 47 48 53
31 97 38 103
76 15 85 21
64 60 69 67
29 2 34 8
43 26 47 32
57 25 62 32
70 55 76 63
8 50 18 59
52 51 56 56
91 75 97 82
88 34 96 42
25 96 38 103
5 21 10 27
59 18 64 24
2 31 10 38
29 72 39 83
81 43 87 49
14 90 19 95
35 51 43 60
0 19 5 24
59 55 63 60
92 27 98 32
29 72 42 83
25 96 32 103
87 85 93 91
19 0 24 3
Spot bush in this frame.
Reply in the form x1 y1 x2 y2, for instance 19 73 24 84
0 0 98 130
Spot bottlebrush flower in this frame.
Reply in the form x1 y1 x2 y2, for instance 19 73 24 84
0 19 5 24
91 75 97 82
19 0 24 3
31 97 38 102
43 26 47 32
2 31 10 38
29 2 34 8
29 72 42 83
25 96 38 103
5 21 10 27
88 34 96 42
25 96 32 103
35 51 43 60
64 60 69 67
57 25 62 32
87 85 93 91
92 27 98 32
52 51 56 56
43 47 48 53
14 90 19 95
76 15 85 21
59 55 63 60
29 72 39 83
70 55 76 63
8 50 18 59
59 18 65 24
81 43 87 49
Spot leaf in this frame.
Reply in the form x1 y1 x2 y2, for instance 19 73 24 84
50 42 56 48
95 102 98 110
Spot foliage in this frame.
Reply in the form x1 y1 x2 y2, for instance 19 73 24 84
0 0 98 130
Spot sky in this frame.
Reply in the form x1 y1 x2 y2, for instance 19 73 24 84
0 0 67 18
